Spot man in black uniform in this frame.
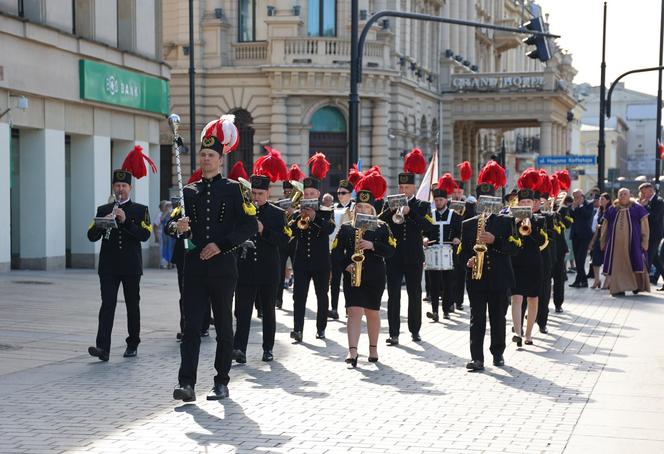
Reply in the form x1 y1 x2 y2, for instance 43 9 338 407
233 174 289 363
290 155 335 342
87 161 153 361
553 197 573 312
329 178 355 319
425 187 462 321
533 191 554 334
460 181 520 371
171 116 258 402
450 181 476 311
381 153 433 345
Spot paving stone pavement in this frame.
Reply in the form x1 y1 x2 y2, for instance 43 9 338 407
0 269 663 454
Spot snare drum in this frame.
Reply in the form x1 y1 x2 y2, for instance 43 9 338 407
424 244 454 271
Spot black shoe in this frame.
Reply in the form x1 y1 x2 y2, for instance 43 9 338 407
316 330 326 339
368 345 378 363
290 331 303 343
262 350 273 362
443 312 451 320
578 282 588 288
232 349 247 364
207 383 229 400
512 335 522 347
456 303 464 310
632 290 640 295
88 346 109 362
123 347 137 358
345 347 358 368
386 336 399 346
657 286 664 292
555 306 563 313
173 384 196 402
411 333 421 342
493 355 505 367
539 327 549 334
524 339 534 345
200 330 209 337
276 299 283 309
176 332 183 341
569 282 581 288
426 311 439 322
465 360 484 371
329 309 339 320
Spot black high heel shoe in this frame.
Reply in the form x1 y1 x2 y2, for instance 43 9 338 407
368 345 378 363
345 347 359 367
512 335 522 347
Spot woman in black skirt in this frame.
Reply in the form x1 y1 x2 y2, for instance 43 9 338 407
510 188 547 346
332 178 395 366
588 192 609 288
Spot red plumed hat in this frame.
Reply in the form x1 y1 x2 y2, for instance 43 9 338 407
286 164 305 182
403 148 427 174
228 161 249 181
308 152 330 180
121 145 157 180
348 164 364 187
200 114 239 154
535 169 552 195
555 169 571 191
355 172 387 200
457 161 472 182
437 173 457 195
478 160 507 189
365 165 383 176
550 174 561 197
187 168 202 185
254 146 288 182
517 168 541 190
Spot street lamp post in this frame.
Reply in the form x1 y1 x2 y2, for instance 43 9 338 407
597 2 607 193
656 0 664 190
188 0 196 174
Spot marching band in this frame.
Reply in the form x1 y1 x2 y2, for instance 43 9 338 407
87 114 578 401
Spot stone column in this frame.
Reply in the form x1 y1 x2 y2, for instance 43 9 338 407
270 95 288 159
458 0 467 61
540 121 553 156
19 129 66 270
371 98 390 170
466 0 476 65
0 122 9 272
69 135 111 269
449 0 459 54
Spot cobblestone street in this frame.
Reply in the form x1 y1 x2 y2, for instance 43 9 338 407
0 269 662 454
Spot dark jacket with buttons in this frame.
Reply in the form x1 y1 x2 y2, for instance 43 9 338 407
534 212 553 272
167 174 258 278
290 208 336 271
238 202 289 286
512 215 547 270
379 196 434 265
460 213 519 291
87 200 151 275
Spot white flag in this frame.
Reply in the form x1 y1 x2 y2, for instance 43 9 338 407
416 152 438 202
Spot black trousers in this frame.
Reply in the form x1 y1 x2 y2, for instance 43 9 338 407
178 272 235 388
293 267 329 333
427 269 454 314
468 287 508 362
234 283 277 353
386 261 423 338
176 262 211 334
96 274 141 353
537 266 552 329
552 255 566 308
572 237 591 284
330 260 344 311
648 240 663 282
277 247 294 305
452 261 466 306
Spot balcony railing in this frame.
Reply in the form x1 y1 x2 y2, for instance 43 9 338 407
231 41 269 65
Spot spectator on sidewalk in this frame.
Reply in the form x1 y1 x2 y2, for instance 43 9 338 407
588 193 610 289
638 182 664 289
601 188 650 296
569 189 594 288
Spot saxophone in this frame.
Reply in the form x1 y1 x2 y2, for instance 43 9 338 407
471 213 488 280
350 227 366 287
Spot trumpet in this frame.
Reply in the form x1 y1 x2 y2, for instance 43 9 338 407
510 206 533 237
392 206 405 224
104 192 121 240
519 217 532 236
297 215 310 230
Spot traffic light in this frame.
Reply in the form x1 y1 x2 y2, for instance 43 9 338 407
523 17 551 62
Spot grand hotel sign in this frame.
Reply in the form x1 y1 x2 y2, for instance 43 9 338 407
450 74 546 92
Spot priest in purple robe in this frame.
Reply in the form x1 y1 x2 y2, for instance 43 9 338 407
600 188 650 296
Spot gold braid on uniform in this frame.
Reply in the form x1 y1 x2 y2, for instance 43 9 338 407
508 235 522 248
141 210 153 233
388 235 397 248
239 185 257 216
564 215 574 224
425 214 434 224
539 228 549 251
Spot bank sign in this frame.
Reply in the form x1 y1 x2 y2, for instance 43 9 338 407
79 60 169 115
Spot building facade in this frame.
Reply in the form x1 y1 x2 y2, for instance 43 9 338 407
162 0 577 195
0 0 170 272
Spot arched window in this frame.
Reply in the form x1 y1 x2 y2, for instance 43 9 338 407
308 0 336 37
309 106 346 195
227 109 254 176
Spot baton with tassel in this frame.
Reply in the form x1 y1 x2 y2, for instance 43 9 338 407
168 113 194 250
